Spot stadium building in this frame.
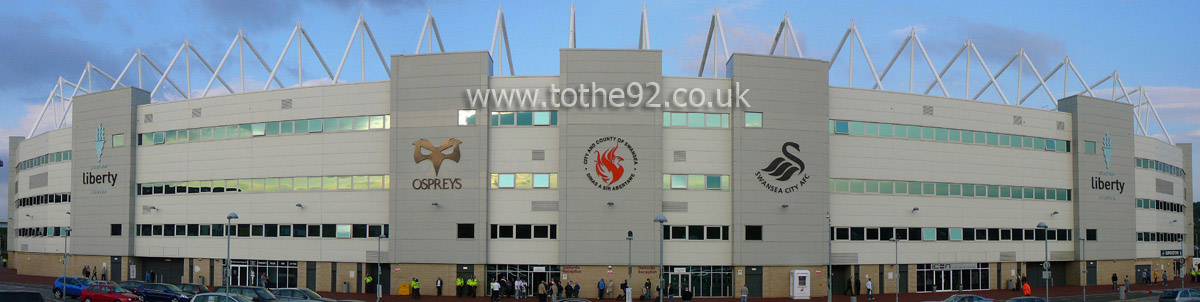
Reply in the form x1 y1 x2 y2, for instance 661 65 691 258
6 8 1194 299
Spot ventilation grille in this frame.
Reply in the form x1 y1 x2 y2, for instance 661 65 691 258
281 99 293 109
999 252 1016 262
1057 121 1066 130
365 251 388 261
531 201 559 211
1156 179 1174 195
532 150 545 161
1013 116 1023 125
192 108 202 118
662 201 688 212
922 106 934 116
673 151 686 162
28 173 48 189
831 253 859 264
144 114 153 123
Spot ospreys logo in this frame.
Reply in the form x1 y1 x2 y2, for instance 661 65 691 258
94 123 106 162
584 136 638 191
413 138 462 176
412 138 463 190
756 142 809 194
1102 132 1113 169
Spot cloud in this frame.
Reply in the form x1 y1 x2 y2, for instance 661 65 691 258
0 14 121 93
319 0 426 16
1185 129 1200 138
1141 86 1200 124
926 19 1067 70
669 11 803 77
197 0 303 33
889 24 928 39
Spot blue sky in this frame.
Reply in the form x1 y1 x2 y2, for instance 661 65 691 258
2 0 1199 216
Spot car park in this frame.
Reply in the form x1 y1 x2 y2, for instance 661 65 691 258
271 288 334 302
120 281 147 293
81 284 143 302
191 293 255 302
211 286 278 302
54 276 94 299
136 283 193 302
178 284 211 295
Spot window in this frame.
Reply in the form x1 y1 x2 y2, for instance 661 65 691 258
112 134 125 147
110 224 122 236
336 225 352 238
745 225 763 240
1084 141 1096 154
745 112 763 128
457 223 475 239
706 176 722 190
321 224 336 238
458 110 477 125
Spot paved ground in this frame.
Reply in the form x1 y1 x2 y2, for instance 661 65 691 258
0 268 1191 302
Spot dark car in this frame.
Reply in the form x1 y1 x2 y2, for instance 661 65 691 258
0 291 46 302
121 281 147 293
178 284 211 295
211 286 278 302
1161 289 1200 302
136 283 193 302
1006 297 1047 302
271 288 334 302
191 293 254 302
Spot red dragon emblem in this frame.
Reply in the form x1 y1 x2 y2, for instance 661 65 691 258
594 145 625 185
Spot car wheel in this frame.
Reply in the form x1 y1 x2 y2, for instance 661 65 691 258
54 290 63 299
172 298 179 302
86 298 92 302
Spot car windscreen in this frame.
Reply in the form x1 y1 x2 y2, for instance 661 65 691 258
162 284 184 292
79 278 93 285
1162 291 1180 299
113 287 131 294
300 289 320 298
254 289 276 300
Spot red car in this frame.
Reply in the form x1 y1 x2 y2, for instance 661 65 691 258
81 284 143 302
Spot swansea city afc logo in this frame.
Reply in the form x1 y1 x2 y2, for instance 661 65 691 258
756 142 809 194
583 136 638 191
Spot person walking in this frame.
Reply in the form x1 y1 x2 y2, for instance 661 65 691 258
1142 270 1149 284
619 280 629 301
100 266 108 281
855 277 862 296
1021 282 1031 296
607 280 614 300
1163 270 1170 286
491 279 502 302
537 281 547 302
843 277 853 295
83 266 91 279
681 286 692 302
1112 274 1118 290
740 283 749 302
642 279 651 301
551 281 560 302
1153 270 1159 285
516 278 526 299
866 278 874 301
600 278 609 299
412 278 422 300
1124 275 1130 290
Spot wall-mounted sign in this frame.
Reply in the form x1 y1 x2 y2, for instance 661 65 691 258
583 137 638 191
1161 250 1182 257
1102 132 1112 169
94 123 106 162
412 138 464 190
756 142 809 194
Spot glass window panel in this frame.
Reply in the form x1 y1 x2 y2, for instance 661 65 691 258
848 121 863 135
309 177 322 190
878 123 893 137
1033 137 1045 149
201 128 213 140
294 177 308 191
263 122 279 136
1035 188 1045 199
834 121 849 134
935 128 948 141
865 180 878 193
672 175 690 189
950 228 963 241
961 130 974 143
705 114 721 127
849 180 864 193
165 130 177 143
950 183 962 196
687 175 704 190
921 182 934 195
922 127 935 139
369 175 384 189
1023 137 1034 148
893 124 907 138
863 122 878 136
922 228 936 241
687 113 705 127
353 175 368 190
338 176 352 190
744 112 763 128
323 118 340 132
998 134 1010 146
936 183 949 196
879 181 893 194
339 117 353 131
323 176 338 190
515 173 533 189
909 182 922 195
499 112 516 125
458 110 477 126
907 125 921 139
664 112 672 127
833 179 849 192
305 119 320 132
253 178 268 191
515 112 534 126
532 111 551 126
336 225 352 238
706 175 722 189
986 132 998 145
533 174 550 188
252 123 266 136
1012 186 1023 199
893 181 907 194
671 112 687 126
1000 186 1011 198
948 129 960 141
280 121 293 134
499 174 515 188
1011 135 1022 147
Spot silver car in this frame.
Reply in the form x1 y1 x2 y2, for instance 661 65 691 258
930 294 994 302
191 293 254 302
1160 289 1200 302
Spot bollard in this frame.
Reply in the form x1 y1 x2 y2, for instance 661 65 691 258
1118 286 1125 300
850 296 857 302
343 281 350 293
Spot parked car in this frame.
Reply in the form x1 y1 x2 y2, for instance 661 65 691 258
0 291 46 302
191 293 254 302
1161 289 1200 302
53 276 94 299
120 281 147 293
178 284 211 295
93 281 120 287
1006 297 1047 302
930 295 994 302
211 286 278 302
272 288 334 302
136 283 193 302
81 284 143 302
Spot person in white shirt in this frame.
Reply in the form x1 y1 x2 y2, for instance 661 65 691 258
865 278 874 300
492 279 503 302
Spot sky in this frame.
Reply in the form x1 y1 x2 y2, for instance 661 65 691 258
1 0 1199 218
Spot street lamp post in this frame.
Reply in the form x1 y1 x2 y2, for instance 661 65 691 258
378 233 386 302
1037 222 1049 300
889 237 899 302
627 231 634 282
826 213 832 302
63 225 71 302
226 212 239 299
654 215 668 302
1182 237 1187 290
1079 236 1086 302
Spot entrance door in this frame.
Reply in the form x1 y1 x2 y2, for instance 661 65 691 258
898 265 908 294
1087 261 1097 285
306 262 317 290
745 267 763 298
110 257 123 282
667 273 689 297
